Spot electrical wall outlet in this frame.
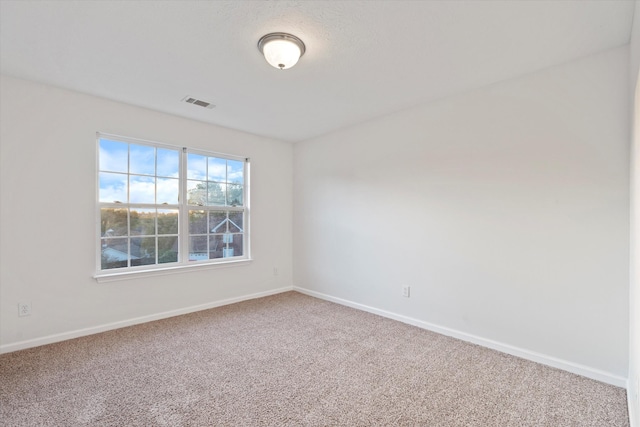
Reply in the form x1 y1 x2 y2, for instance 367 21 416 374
402 285 410 298
18 302 31 317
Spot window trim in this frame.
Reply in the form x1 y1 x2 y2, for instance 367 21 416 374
94 132 251 280
94 258 253 283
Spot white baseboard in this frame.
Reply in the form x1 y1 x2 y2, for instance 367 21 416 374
2 285 627 389
293 286 627 388
0 286 294 355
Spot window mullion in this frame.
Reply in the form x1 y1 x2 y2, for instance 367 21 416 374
180 147 189 265
127 144 131 268
127 207 131 268
243 160 250 260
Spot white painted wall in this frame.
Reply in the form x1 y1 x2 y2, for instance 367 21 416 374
0 75 293 350
293 47 630 383
629 2 640 425
631 2 640 92
630 71 640 427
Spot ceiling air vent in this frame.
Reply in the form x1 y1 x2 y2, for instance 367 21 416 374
182 96 215 109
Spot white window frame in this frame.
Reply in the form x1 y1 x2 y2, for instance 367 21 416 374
95 133 250 281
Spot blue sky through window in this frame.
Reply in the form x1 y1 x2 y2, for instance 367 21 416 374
99 139 180 204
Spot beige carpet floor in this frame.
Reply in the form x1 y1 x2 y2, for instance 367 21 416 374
0 291 629 426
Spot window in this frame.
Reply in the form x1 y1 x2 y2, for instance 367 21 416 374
97 133 249 276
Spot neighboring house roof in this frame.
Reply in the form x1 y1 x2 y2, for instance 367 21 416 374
102 247 140 262
211 218 243 233
102 233 147 259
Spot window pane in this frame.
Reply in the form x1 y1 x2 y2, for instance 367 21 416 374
227 160 244 184
208 157 226 182
187 180 207 206
99 139 128 173
158 236 178 264
228 211 243 232
130 208 155 236
129 176 156 204
227 184 243 207
158 210 178 234
157 148 179 178
189 210 207 234
157 178 179 204
187 153 207 180
101 208 128 236
101 237 129 269
209 211 227 233
209 235 224 259
99 172 127 203
231 234 244 257
207 182 225 206
131 237 156 266
189 236 208 261
130 144 155 176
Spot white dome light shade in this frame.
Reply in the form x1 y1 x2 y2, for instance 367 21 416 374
263 39 301 69
258 33 306 70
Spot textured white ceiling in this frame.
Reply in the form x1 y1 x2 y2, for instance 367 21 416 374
0 0 635 142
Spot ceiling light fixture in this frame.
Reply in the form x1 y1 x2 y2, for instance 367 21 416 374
258 32 306 70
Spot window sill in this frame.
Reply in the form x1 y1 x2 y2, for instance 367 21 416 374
94 258 253 283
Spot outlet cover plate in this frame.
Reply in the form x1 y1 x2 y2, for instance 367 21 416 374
402 286 410 298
